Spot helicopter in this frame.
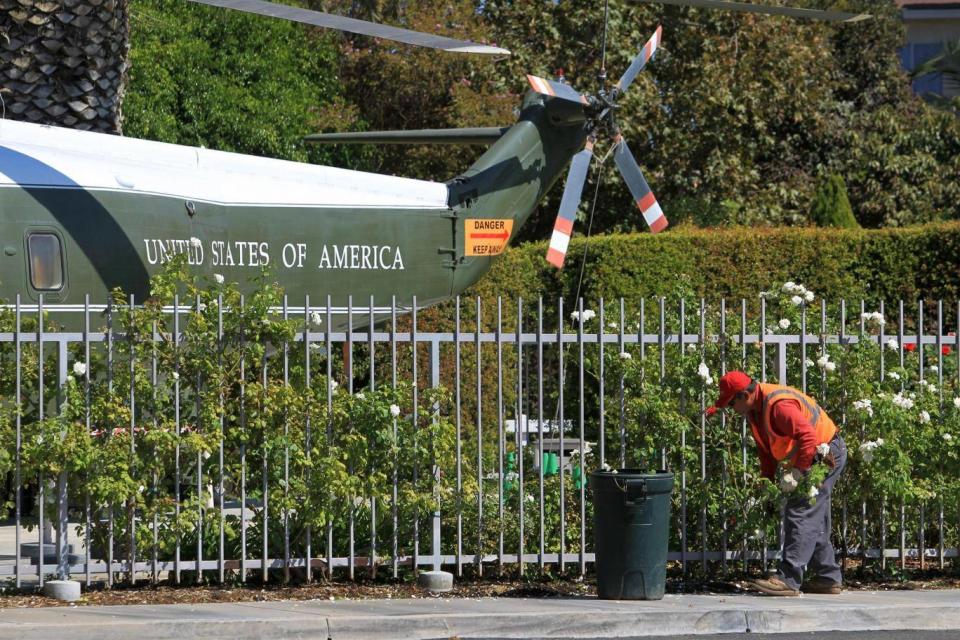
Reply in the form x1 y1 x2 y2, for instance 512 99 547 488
0 0 872 326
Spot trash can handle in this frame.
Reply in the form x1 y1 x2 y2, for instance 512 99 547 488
623 478 647 506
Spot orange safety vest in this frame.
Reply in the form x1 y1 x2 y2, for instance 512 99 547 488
749 383 838 467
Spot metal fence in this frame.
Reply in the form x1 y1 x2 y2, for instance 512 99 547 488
1 294 959 587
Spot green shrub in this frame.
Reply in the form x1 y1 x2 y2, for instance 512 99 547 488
810 174 859 229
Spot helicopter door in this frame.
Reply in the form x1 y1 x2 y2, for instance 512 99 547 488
25 229 68 302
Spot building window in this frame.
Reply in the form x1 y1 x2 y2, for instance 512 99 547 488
28 233 64 290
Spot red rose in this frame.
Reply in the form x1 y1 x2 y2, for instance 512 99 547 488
905 343 917 352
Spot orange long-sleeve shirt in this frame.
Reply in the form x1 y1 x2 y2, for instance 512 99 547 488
749 398 818 479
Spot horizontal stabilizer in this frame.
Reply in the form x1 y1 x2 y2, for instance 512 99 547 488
304 127 509 145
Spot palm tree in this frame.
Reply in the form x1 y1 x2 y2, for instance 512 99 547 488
911 39 960 116
0 0 130 133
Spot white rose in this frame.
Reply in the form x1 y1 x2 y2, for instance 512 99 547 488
697 362 710 379
619 351 632 360
608 322 619 330
311 311 323 326
582 309 596 321
817 443 831 457
329 380 339 392
885 338 899 351
214 273 225 284
805 359 815 367
930 365 939 374
876 438 884 446
526 495 535 503
72 361 87 376
817 355 830 369
782 281 796 293
172 371 180 381
390 404 401 417
825 362 836 373
808 485 819 499
778 318 790 330
919 411 931 424
954 397 960 409
355 392 365 400
791 295 803 306
780 472 798 493
804 290 815 302
944 433 953 441
706 376 714 385
889 371 900 380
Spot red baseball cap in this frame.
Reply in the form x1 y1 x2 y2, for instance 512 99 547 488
706 371 752 416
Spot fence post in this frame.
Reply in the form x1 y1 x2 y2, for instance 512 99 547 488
429 338 443 573
57 339 69 581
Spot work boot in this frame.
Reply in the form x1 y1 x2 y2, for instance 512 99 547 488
749 576 800 597
801 576 842 594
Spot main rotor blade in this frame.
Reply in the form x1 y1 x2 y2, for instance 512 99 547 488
613 137 668 233
526 75 588 105
616 25 662 95
305 127 509 145
635 0 871 23
547 141 594 269
186 0 512 55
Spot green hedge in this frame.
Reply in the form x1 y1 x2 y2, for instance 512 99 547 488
468 222 960 308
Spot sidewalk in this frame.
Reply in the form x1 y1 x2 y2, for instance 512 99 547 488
0 589 958 639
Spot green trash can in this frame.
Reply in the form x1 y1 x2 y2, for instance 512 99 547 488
590 469 674 600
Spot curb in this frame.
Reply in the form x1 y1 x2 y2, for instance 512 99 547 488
1 592 959 639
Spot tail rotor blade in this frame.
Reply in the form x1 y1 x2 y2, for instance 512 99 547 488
615 26 662 94
546 141 594 268
526 74 588 105
613 137 668 233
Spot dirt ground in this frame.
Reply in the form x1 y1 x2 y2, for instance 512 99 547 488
2 569 958 608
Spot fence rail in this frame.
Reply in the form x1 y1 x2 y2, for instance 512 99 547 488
1 294 959 587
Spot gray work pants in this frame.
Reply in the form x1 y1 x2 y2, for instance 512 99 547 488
779 435 847 589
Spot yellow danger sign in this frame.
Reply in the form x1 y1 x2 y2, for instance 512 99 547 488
465 218 513 256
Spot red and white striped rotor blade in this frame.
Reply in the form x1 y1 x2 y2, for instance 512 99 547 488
613 137 668 233
615 26 662 95
546 141 594 269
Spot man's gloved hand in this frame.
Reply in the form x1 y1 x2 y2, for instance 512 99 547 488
779 471 799 493
816 442 837 469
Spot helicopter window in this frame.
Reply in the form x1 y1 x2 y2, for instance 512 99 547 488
28 233 64 291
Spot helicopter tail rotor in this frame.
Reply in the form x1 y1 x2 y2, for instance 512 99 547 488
537 26 668 268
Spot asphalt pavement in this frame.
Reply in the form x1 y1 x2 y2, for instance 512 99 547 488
1 589 958 639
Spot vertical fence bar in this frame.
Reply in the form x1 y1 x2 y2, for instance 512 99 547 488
151 314 158 584
937 300 944 571
740 299 748 573
412 295 419 574
899 300 906 571
14 296 21 589
880 299 887 574
430 339 442 573
840 300 849 572
325 295 333 577
659 298 666 471
679 298 687 576
391 295 399 578
194 294 203 584
219 295 226 584
369 295 377 579
475 296 483 577
347 296 355 580
598 298 605 469
619 298 626 469
537 297 545 571
283 297 290 583
239 295 246 582
557 297 565 572
496 297 503 575
517 297 525 576
261 355 269 584
174 296 182 584
37 294 44 589
455 296 463 577
83 296 91 586
577 297 586 576
719 299 728 575
304 296 313 582
700 298 707 573
918 300 925 571
130 294 138 585
56 338 68 582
